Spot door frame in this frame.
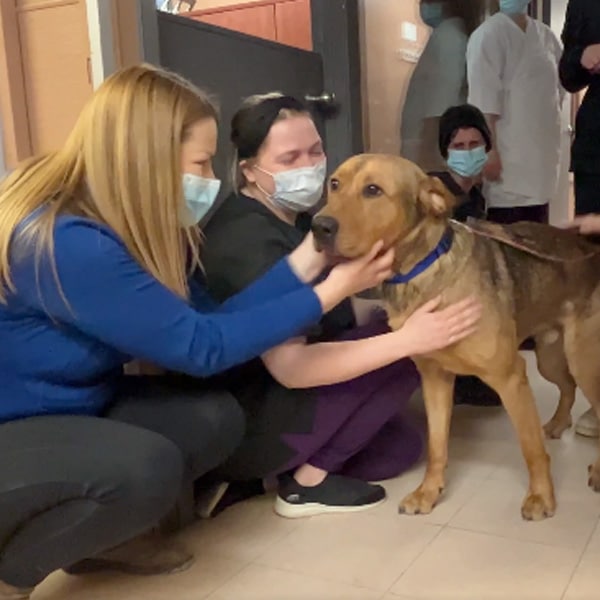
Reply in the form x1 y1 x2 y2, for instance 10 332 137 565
139 0 364 165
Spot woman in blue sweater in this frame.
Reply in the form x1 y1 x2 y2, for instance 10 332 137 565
0 65 398 599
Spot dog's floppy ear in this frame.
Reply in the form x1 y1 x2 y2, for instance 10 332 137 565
418 176 456 217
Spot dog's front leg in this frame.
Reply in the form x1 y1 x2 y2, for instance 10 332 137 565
483 356 556 521
399 360 454 515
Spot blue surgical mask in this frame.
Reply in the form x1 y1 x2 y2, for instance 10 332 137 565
499 0 530 15
255 160 326 213
420 2 445 28
181 174 221 226
447 147 488 178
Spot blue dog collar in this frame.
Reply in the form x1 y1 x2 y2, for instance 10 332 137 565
385 228 454 285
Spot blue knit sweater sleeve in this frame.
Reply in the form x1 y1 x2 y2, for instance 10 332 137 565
13 218 322 377
190 258 305 313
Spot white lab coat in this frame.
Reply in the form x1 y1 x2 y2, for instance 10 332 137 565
467 12 565 208
401 17 468 163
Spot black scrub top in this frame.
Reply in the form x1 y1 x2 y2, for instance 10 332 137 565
429 171 486 222
200 192 356 478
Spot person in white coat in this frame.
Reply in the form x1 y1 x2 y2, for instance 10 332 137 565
466 0 565 224
401 0 486 171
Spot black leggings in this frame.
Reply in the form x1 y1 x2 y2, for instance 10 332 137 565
574 172 600 216
0 377 244 588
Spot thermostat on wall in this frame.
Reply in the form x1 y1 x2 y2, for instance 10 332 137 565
400 21 418 42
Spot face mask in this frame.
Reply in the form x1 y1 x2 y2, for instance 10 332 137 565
255 160 326 213
181 174 221 226
420 2 445 28
499 0 530 15
447 146 488 178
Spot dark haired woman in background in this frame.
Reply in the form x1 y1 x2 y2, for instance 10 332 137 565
199 93 481 519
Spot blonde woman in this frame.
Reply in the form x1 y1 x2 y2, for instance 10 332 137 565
0 65 396 598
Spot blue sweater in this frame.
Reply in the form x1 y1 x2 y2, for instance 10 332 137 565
0 216 322 422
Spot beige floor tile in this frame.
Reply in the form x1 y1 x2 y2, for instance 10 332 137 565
205 564 380 600
563 551 600 600
562 519 600 599
582 518 600 554
391 527 580 600
449 477 600 550
374 467 486 526
562 518 600 600
178 494 301 562
33 552 246 600
255 512 440 593
487 430 597 493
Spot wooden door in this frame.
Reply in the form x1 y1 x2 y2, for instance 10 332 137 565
191 4 277 42
275 0 312 50
0 0 93 165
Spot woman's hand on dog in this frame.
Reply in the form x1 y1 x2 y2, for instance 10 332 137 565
565 214 600 235
399 296 482 355
313 240 394 313
287 232 330 283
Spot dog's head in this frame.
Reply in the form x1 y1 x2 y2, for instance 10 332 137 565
312 154 456 257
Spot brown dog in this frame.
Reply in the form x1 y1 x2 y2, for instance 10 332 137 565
312 153 600 521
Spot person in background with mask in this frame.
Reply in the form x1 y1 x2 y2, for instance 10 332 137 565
401 0 486 171
558 0 600 439
466 0 565 225
201 93 481 519
430 103 491 223
430 103 502 407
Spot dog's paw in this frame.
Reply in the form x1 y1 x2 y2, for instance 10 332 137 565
587 464 600 492
543 415 572 439
398 486 442 516
521 492 556 521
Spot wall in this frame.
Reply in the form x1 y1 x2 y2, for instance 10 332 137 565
112 0 142 68
549 0 574 225
358 0 430 154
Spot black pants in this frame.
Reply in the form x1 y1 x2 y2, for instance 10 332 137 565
486 203 549 224
574 172 600 216
0 377 244 588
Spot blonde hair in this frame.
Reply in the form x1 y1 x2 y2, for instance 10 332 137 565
230 92 309 192
0 64 217 304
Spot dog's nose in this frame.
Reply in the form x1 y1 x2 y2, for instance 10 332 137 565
311 216 339 243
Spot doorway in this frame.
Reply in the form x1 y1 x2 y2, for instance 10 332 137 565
154 0 363 190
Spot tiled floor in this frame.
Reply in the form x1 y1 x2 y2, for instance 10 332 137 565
34 353 600 600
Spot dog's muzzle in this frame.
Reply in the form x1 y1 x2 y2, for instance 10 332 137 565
311 216 339 250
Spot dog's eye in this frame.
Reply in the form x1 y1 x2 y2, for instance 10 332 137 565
363 184 383 198
330 178 339 191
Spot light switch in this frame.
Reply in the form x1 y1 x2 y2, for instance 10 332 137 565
401 21 418 42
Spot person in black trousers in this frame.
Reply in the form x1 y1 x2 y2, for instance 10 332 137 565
560 0 600 216
559 0 600 437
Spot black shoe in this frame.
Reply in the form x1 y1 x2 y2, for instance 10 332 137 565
274 474 386 518
454 376 502 407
